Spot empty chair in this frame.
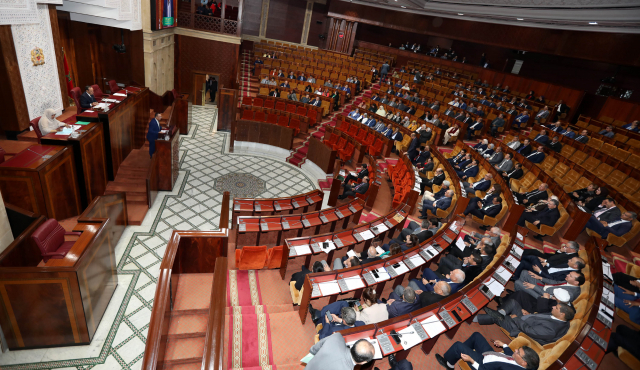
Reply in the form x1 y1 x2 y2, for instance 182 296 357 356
235 246 268 270
31 219 82 262
242 96 253 106
296 106 307 116
91 84 104 100
267 113 278 124
275 101 286 111
70 87 83 113
612 148 631 162
29 116 43 143
286 104 297 114
254 111 266 122
289 118 301 136
241 110 254 120
253 97 264 107
108 80 119 93
265 246 283 269
277 115 289 127
263 99 274 109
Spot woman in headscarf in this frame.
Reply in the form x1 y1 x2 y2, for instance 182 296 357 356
407 120 418 131
579 187 609 213
375 104 386 117
38 109 66 136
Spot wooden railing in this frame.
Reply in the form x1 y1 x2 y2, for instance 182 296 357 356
177 0 243 37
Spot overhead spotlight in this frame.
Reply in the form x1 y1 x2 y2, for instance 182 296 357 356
517 18 524 20
589 21 598 25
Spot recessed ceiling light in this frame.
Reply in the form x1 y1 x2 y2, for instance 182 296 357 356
458 13 464 15
589 21 598 25
517 18 524 21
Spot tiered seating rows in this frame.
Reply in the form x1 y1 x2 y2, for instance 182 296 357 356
232 189 324 225
575 115 640 153
241 95 322 126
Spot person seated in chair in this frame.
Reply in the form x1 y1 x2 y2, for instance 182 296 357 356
435 332 540 370
421 180 450 203
419 167 446 195
409 268 465 294
384 286 421 318
79 85 98 111
438 241 495 275
545 136 562 153
513 253 585 282
459 184 501 217
586 211 636 240
419 190 453 219
343 164 368 185
512 110 530 129
317 305 365 340
515 183 548 205
338 176 369 200
394 218 440 245
575 129 590 144
462 173 492 195
291 261 329 292
583 197 624 233
623 120 639 133
486 146 504 165
598 125 615 138
456 160 480 181
516 199 560 240
474 302 574 345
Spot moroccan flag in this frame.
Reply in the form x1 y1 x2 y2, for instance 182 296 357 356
63 49 73 94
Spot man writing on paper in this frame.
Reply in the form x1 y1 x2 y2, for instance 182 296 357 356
304 333 375 370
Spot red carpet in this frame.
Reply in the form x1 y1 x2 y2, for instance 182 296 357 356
227 270 263 307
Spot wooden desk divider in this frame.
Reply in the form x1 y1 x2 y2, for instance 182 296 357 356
0 193 127 350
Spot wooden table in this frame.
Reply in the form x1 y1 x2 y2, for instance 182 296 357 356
0 145 81 220
76 86 149 180
0 139 36 159
155 126 179 191
40 122 108 208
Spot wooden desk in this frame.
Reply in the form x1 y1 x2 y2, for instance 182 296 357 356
0 139 36 159
0 194 123 349
156 126 179 191
0 145 81 220
76 86 150 180
40 122 108 208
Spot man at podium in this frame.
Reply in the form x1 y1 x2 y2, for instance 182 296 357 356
147 112 162 157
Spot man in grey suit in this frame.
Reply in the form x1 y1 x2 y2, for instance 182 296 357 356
475 302 574 345
494 153 513 173
306 333 375 370
486 146 504 165
515 270 585 301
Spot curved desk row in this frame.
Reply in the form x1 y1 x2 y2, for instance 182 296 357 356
232 189 324 225
235 198 365 248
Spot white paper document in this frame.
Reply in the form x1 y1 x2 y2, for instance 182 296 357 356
376 246 385 255
449 222 458 233
347 250 358 258
343 276 365 290
599 303 614 318
408 255 426 268
421 315 446 338
346 339 382 360
392 261 410 275
495 266 513 283
360 230 375 240
516 232 524 241
319 281 341 296
455 237 467 251
602 262 613 280
374 224 389 233
602 289 614 303
398 326 423 350
485 278 505 296
505 255 521 269
512 246 523 256
319 241 336 253
84 110 94 113
113 93 127 97
295 244 312 255
373 267 390 282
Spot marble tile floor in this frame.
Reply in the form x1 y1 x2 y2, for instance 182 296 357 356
0 105 319 370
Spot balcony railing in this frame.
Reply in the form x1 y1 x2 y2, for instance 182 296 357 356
177 0 242 37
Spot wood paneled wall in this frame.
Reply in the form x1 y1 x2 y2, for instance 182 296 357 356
598 98 640 123
56 11 144 95
0 26 29 135
174 35 239 102
265 0 306 43
306 2 329 49
328 2 640 68
242 0 262 36
326 18 357 54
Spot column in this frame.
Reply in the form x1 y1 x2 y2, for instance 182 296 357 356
258 0 270 38
300 0 314 45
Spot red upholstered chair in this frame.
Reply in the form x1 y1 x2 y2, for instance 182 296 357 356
296 106 307 116
277 115 289 127
70 87 83 113
263 99 274 109
30 116 43 143
91 84 104 100
275 101 286 111
265 246 283 269
242 96 253 106
31 219 82 263
253 97 264 107
235 246 268 270
108 80 119 93
241 110 254 120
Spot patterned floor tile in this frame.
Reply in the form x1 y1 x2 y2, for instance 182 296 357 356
0 105 318 370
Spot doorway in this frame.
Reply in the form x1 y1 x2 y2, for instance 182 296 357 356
192 71 222 106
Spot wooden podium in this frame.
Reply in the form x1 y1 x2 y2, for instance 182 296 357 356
0 145 82 220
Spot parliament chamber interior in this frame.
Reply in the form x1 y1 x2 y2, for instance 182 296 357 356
1 1 640 370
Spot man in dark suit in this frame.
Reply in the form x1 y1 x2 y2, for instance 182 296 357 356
419 281 451 308
438 241 495 275
584 197 622 229
270 89 280 97
525 146 545 163
486 147 504 165
207 76 218 102
490 114 506 136
412 147 429 167
513 253 585 281
517 198 560 228
338 177 369 199
545 136 562 153
420 168 446 195
460 252 484 285
574 129 590 144
418 158 435 175
386 286 421 318
586 210 636 240
457 160 480 181
409 268 465 294
343 164 368 185
419 190 453 219
516 139 532 156
476 302 574 345
502 162 524 181
522 240 579 262
466 118 484 140
515 183 548 205
436 332 539 370
534 130 549 145
146 112 162 157
462 173 493 195
555 100 569 116
317 306 365 340
462 196 502 220
406 133 420 161
79 85 97 111
310 97 321 107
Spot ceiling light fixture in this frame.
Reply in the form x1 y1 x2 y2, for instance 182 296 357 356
589 21 598 25
458 13 464 15
401 5 406 8
517 18 524 20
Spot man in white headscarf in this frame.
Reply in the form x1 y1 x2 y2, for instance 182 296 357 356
38 109 66 136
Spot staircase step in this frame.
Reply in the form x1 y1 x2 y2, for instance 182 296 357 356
163 337 205 364
163 363 202 370
173 273 215 311
293 152 306 160
168 313 209 338
298 146 309 155
105 183 147 194
288 157 303 166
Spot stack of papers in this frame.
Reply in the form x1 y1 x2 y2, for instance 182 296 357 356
346 339 382 359
294 245 312 255
375 246 385 255
347 250 358 258
512 246 524 256
95 102 110 110
505 255 521 269
421 315 446 337
84 110 95 113
360 230 375 240
319 281 341 296
342 276 365 290
602 262 613 280
374 224 389 233
516 232 524 241
455 237 466 251
484 278 505 296
372 267 390 282
408 254 426 268
398 326 423 350
495 266 513 284
392 261 410 275
113 92 127 97
319 241 336 253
